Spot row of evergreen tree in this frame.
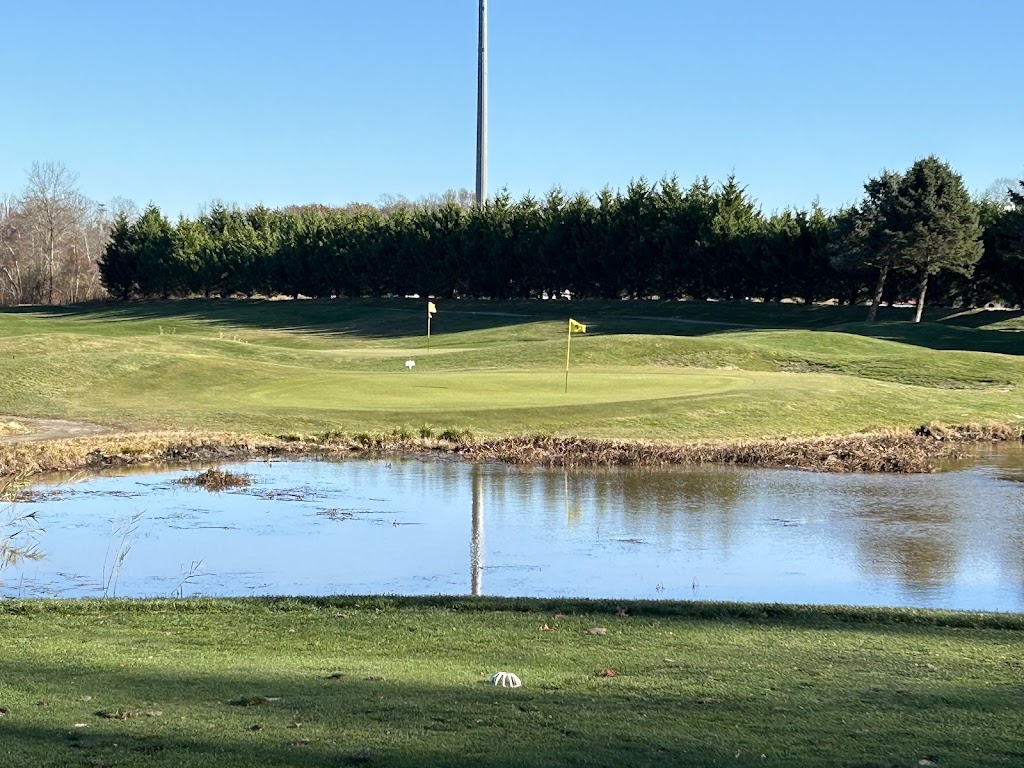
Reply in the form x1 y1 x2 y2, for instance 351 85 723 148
99 160 1024 310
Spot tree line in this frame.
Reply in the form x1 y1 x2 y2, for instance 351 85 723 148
6 157 1024 317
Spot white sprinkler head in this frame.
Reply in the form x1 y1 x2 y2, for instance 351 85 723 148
405 360 416 370
488 671 522 688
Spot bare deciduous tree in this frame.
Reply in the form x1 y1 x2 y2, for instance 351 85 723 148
0 162 112 306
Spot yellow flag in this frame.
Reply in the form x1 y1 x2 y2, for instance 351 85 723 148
428 301 437 316
569 318 586 333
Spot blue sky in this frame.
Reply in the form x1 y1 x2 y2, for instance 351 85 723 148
1 0 1020 216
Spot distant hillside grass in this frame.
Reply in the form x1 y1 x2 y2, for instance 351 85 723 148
1 299 1022 440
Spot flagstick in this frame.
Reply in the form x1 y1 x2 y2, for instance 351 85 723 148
427 311 431 351
564 322 572 393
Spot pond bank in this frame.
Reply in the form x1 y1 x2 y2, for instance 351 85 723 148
0 421 1022 478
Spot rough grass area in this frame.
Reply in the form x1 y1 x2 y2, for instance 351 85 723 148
0 598 1021 768
0 420 29 436
1 299 1023 444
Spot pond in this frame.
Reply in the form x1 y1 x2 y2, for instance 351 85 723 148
2 447 1024 611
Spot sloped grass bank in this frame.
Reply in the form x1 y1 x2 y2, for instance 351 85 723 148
0 597 1021 768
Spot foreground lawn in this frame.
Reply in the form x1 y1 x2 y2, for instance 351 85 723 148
1 598 1021 767
1 299 1023 440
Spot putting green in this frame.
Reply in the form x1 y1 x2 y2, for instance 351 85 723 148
243 369 756 411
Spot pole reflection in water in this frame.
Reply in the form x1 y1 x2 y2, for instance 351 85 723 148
470 465 484 596
6 447 1024 610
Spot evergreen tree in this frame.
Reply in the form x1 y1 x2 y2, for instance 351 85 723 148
132 205 175 298
98 212 137 300
892 156 983 322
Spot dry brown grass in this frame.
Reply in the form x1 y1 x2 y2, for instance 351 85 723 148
458 431 959 473
0 421 29 436
913 421 1024 442
0 432 303 478
176 468 253 491
0 421 1020 478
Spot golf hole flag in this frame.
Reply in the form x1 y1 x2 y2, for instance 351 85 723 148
427 301 437 348
565 318 586 392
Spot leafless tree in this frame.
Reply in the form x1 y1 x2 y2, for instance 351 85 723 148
0 162 112 306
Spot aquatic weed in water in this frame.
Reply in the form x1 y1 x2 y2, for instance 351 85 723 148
177 468 252 492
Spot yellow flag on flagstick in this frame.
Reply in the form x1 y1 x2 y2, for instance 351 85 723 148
565 318 586 393
426 301 437 350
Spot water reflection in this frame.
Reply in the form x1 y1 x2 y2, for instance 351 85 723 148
2 447 1024 611
471 465 483 597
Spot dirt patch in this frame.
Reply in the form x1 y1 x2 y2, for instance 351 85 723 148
0 417 113 443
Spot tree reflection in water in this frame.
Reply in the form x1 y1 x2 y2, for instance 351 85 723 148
5 451 1024 609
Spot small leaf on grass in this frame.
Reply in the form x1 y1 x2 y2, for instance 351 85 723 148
598 668 618 677
0 707 8 717
249 724 263 733
291 738 310 747
540 623 556 631
696 697 722 706
587 627 607 636
326 672 347 680
365 675 386 682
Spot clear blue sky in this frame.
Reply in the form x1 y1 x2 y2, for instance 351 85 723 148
1 0 1020 216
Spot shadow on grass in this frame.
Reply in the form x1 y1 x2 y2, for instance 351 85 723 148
6 595 1024 630
3 656 1022 767
4 298 1024 355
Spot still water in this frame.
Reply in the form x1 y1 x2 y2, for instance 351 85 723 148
2 448 1023 611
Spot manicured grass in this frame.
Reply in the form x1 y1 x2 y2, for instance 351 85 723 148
3 304 1023 767
1 598 1021 767
1 299 1023 440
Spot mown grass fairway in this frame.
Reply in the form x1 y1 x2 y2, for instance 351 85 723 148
1 599 1022 768
2 299 1024 439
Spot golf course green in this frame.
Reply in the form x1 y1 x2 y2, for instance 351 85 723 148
0 298 1022 440
2 298 1023 767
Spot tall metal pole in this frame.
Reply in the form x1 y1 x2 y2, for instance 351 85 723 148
475 0 488 205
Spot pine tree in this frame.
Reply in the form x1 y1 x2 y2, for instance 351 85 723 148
892 157 983 322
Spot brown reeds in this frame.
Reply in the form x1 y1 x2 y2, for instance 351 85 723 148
176 468 252 491
0 432 302 478
457 432 960 473
0 421 1020 477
